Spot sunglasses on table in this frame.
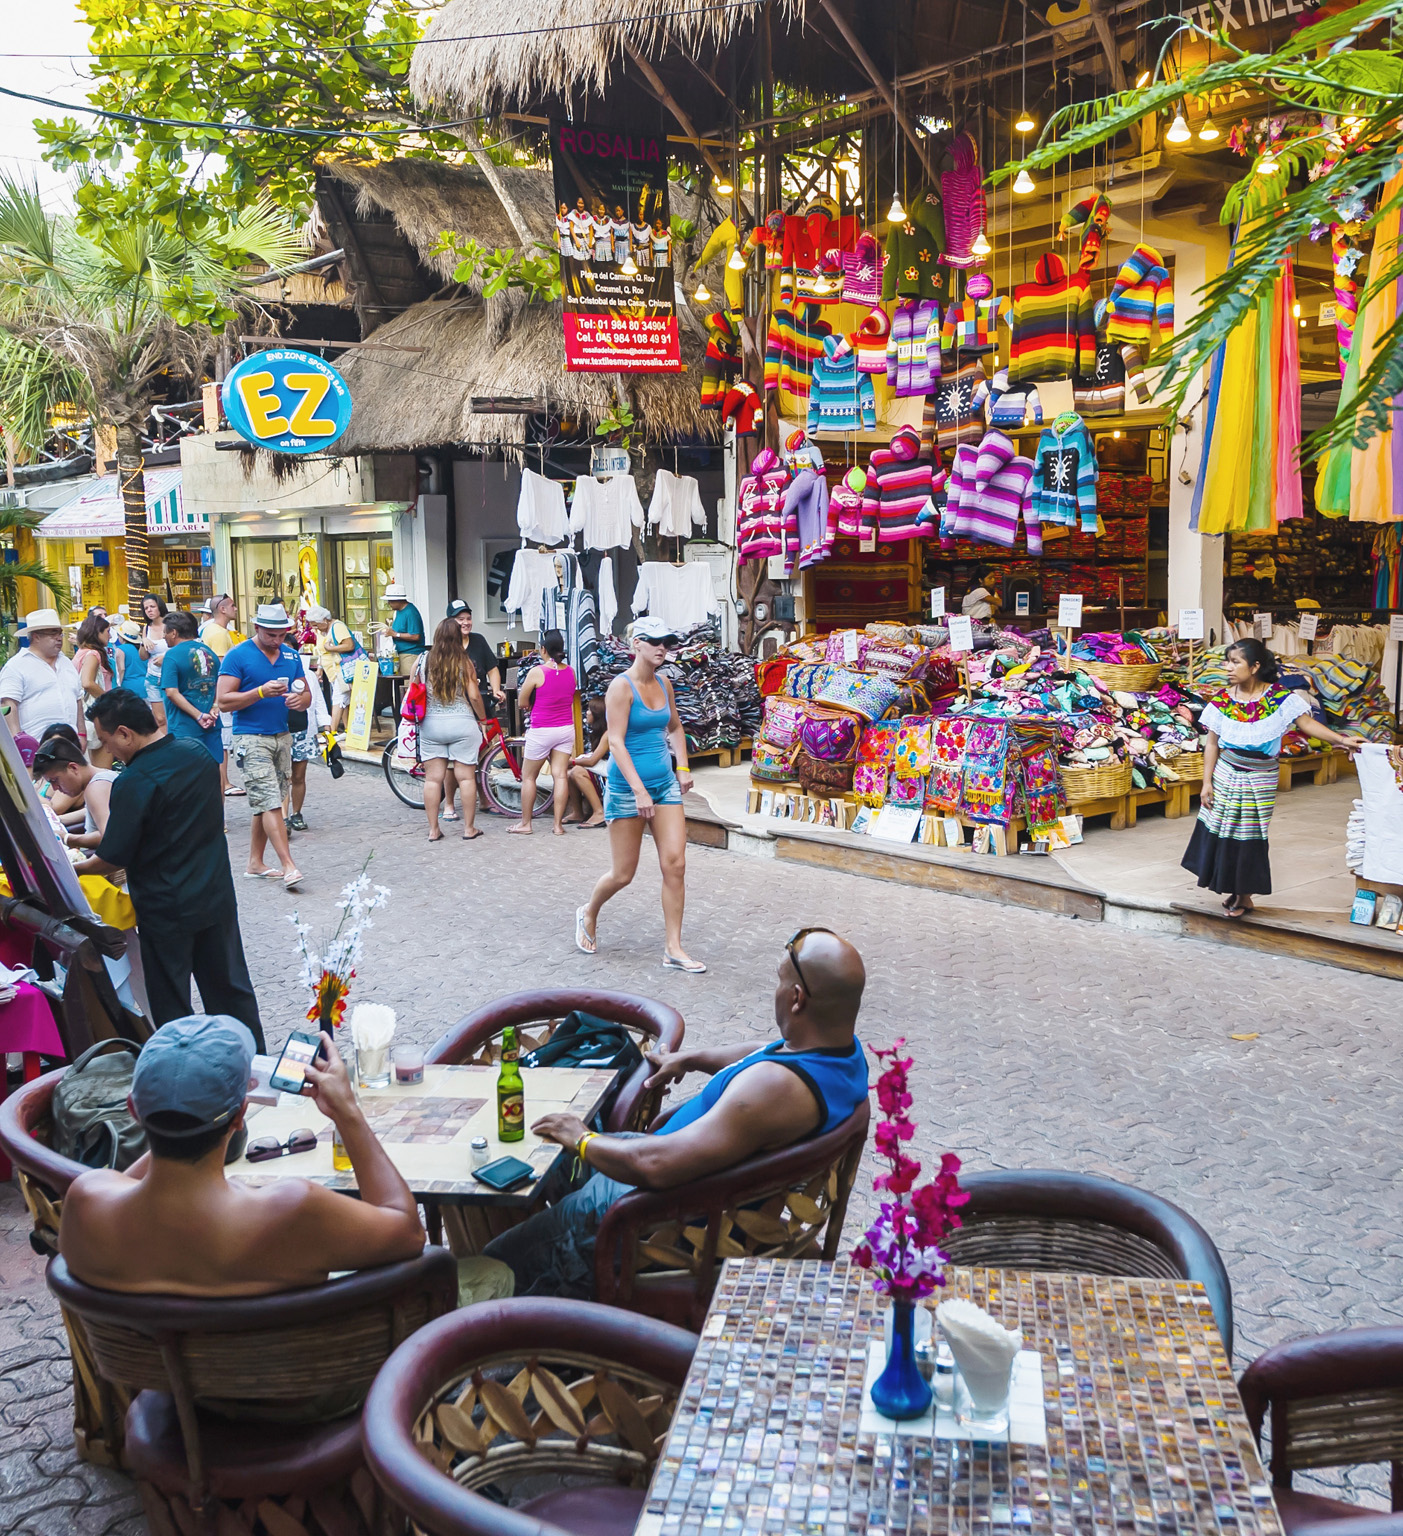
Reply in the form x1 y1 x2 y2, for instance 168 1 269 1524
246 1128 318 1163
785 926 835 994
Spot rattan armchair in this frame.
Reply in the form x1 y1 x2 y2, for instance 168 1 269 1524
593 1098 870 1331
942 1168 1234 1354
362 1295 697 1536
1238 1327 1403 1536
48 1248 458 1536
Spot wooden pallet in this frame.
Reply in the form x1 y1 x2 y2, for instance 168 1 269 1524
690 738 750 769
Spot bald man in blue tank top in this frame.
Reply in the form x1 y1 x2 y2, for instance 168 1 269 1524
485 929 870 1298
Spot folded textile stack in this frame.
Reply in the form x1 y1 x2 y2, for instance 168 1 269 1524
1292 654 1397 742
1346 799 1366 873
1070 631 1159 666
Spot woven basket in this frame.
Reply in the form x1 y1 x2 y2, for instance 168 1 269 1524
1078 659 1163 691
1061 758 1133 802
1169 750 1205 782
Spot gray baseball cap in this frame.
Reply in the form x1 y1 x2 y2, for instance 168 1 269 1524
130 1015 257 1135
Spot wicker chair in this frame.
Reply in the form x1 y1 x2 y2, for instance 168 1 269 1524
943 1169 1234 1354
593 1098 870 1331
48 1248 458 1536
362 1295 697 1536
1238 1327 1403 1536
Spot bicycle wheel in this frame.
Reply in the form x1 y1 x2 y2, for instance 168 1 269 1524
382 741 426 808
477 737 555 818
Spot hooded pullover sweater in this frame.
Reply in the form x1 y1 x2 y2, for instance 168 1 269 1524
850 304 892 373
1073 343 1150 416
882 189 948 302
840 231 884 305
949 431 1040 552
862 426 935 541
939 294 1011 363
736 448 794 563
807 336 877 433
700 308 741 408
1030 414 1099 532
940 131 987 269
887 298 942 397
931 358 991 449
1103 243 1174 348
721 380 762 435
785 467 835 570
764 304 833 399
1009 252 1097 387
830 467 869 536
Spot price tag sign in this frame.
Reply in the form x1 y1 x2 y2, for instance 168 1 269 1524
858 528 877 553
1390 614 1403 642
841 630 859 665
947 615 975 653
1177 608 1204 641
1254 611 1274 639
1057 593 1084 630
930 586 946 618
1015 591 1031 617
1297 612 1319 642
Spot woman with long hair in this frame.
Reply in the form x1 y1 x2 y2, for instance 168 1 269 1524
415 616 486 842
1182 637 1361 917
72 613 114 766
509 629 577 836
575 618 703 972
138 593 169 729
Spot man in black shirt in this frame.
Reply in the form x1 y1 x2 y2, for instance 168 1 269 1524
74 689 264 1050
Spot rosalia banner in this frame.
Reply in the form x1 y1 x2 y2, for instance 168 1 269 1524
222 348 352 454
550 119 682 373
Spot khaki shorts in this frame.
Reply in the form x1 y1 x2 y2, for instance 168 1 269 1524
239 733 292 813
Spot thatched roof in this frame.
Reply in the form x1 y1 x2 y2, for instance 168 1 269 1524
410 0 806 114
333 291 717 454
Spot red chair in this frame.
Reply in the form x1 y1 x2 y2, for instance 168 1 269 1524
593 1098 870 1331
1238 1327 1403 1536
362 1296 697 1536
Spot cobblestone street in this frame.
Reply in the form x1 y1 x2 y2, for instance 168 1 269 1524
2 760 1401 1532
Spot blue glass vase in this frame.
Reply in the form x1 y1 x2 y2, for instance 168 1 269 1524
870 1299 932 1421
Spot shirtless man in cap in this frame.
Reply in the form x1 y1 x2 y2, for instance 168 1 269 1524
58 1016 426 1296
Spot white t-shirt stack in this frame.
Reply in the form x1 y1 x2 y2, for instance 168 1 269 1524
0 649 85 738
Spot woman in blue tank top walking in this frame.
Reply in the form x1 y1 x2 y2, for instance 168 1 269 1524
575 617 704 972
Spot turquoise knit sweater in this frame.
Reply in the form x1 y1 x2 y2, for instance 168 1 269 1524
806 336 876 434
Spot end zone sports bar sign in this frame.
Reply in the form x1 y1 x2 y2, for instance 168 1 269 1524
551 120 682 373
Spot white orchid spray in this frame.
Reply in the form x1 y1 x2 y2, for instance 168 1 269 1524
288 856 391 1030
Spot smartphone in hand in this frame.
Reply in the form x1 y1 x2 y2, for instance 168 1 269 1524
269 1029 325 1094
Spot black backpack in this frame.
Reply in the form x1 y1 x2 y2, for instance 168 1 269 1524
521 1011 645 1129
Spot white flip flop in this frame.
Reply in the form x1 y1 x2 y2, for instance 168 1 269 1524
575 906 596 955
662 954 707 974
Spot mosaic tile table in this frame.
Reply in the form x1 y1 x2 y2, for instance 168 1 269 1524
223 1063 618 1203
642 1258 1282 1536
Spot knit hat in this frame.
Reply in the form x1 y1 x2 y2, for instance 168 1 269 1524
1059 190 1113 271
784 428 810 459
840 231 884 306
849 304 892 374
843 467 867 494
888 425 922 463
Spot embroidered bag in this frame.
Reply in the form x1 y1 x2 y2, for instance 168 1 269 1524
755 656 799 697
799 708 860 763
824 629 870 668
887 772 925 805
760 696 806 750
892 717 934 778
852 762 889 803
857 721 903 766
814 667 901 722
795 747 855 793
751 738 799 781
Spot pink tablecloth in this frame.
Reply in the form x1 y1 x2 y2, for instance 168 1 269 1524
0 983 61 1056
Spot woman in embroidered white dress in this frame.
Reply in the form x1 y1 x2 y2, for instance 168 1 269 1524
1181 639 1360 918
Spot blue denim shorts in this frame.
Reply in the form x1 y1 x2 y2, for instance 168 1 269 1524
603 774 683 822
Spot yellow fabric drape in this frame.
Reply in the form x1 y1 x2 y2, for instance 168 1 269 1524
0 874 136 930
1347 169 1403 523
1196 300 1261 534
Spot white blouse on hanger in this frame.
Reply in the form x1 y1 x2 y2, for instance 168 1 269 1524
504 548 578 632
517 469 569 545
631 561 718 632
647 469 707 538
568 475 644 550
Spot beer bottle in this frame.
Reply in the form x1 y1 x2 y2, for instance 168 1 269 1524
497 1026 525 1142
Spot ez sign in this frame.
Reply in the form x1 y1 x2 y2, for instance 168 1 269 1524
222 348 352 455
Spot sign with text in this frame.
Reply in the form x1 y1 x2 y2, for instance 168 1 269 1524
551 119 680 373
1389 614 1403 642
343 656 379 754
930 586 946 618
1057 593 1084 630
947 614 974 653
1015 590 1031 617
1297 612 1319 642
1178 608 1205 640
222 348 351 455
1254 611 1274 639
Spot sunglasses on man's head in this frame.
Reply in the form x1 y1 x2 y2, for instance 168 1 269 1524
785 926 835 994
246 1128 318 1163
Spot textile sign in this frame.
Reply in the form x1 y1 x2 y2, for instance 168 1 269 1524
550 119 681 373
221 348 351 455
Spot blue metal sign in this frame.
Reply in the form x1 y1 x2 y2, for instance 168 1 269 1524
221 348 352 455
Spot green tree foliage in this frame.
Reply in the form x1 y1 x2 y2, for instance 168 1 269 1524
997 0 1403 458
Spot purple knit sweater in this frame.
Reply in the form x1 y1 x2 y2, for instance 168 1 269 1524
948 431 1039 551
941 131 987 269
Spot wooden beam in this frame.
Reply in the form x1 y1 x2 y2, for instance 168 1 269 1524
316 182 389 330
624 44 727 185
815 0 939 185
1087 0 1127 90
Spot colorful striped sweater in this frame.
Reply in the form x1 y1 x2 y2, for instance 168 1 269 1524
700 308 741 409
887 298 942 397
807 336 877 434
1103 244 1174 347
764 304 833 399
736 448 794 563
948 430 1040 552
1008 252 1097 387
939 295 1011 361
862 426 934 541
1030 415 1098 532
931 358 991 449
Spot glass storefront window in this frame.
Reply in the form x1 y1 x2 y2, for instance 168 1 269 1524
332 534 396 644
234 537 302 630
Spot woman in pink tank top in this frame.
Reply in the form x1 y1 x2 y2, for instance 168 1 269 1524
510 630 578 835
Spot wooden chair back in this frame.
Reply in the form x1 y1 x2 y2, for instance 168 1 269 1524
594 1099 870 1331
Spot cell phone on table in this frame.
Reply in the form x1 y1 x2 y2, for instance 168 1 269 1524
269 1029 325 1094
471 1155 535 1191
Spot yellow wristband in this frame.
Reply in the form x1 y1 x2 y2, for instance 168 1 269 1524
576 1131 598 1164
256 684 265 699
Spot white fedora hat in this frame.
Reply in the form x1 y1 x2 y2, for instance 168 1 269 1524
253 602 293 629
383 582 407 600
24 609 63 631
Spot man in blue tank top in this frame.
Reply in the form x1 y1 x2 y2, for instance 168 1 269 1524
484 930 870 1299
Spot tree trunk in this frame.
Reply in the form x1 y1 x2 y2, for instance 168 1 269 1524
456 129 537 249
3 427 15 489
116 423 149 614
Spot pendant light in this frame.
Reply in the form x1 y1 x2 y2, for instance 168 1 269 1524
1014 1 1034 133
888 63 905 226
835 147 857 176
727 245 747 271
1166 107 1191 145
972 229 992 257
1197 114 1220 141
1013 167 1036 195
714 174 734 196
693 279 711 302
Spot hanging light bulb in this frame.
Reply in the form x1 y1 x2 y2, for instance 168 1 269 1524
694 280 711 303
1166 109 1191 145
715 175 734 196
620 252 638 277
888 192 907 224
727 246 747 271
1292 301 1301 318
835 149 857 176
1012 167 1036 195
1015 109 1035 133
1197 115 1220 142
971 229 992 257
1258 151 1280 174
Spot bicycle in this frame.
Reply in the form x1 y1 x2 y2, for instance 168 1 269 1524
381 715 554 818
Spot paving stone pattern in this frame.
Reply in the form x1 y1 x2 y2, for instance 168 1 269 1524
2 762 1400 1531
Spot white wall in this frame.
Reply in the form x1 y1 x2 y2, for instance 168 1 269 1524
394 496 448 630
453 459 522 652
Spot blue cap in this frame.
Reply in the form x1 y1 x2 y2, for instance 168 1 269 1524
130 1015 257 1135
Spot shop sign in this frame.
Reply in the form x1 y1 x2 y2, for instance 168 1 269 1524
1015 591 1031 617
947 615 975 653
343 656 379 753
930 586 946 618
591 444 631 476
1254 611 1273 639
551 117 682 373
200 547 215 567
1319 303 1337 326
221 348 352 455
1057 593 1084 630
1389 614 1403 643
1178 608 1205 640
1297 612 1319 642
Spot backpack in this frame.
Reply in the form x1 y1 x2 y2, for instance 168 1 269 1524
51 1039 147 1171
538 550 601 680
520 1010 645 1128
